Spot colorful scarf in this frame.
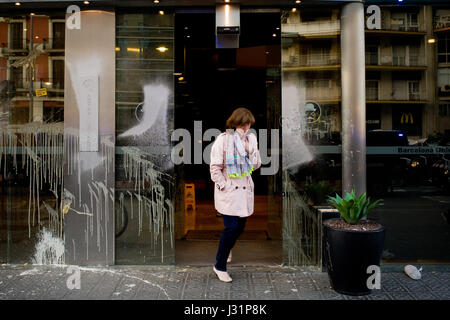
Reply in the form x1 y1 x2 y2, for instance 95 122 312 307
225 129 254 178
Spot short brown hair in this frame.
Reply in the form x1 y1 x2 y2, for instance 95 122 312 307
226 107 255 129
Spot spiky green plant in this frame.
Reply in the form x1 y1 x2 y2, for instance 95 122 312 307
327 189 383 225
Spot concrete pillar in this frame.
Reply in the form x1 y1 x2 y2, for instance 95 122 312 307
341 1 366 195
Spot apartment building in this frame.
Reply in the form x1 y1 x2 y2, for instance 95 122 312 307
282 4 442 142
0 14 65 124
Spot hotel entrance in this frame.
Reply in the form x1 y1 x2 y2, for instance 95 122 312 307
172 10 283 266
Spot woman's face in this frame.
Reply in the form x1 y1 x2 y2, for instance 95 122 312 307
238 123 251 132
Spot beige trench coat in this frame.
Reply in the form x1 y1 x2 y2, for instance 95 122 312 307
209 131 262 217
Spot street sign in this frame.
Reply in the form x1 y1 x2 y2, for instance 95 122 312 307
35 88 47 97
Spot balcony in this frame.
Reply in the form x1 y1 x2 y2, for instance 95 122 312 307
41 37 65 51
434 15 450 31
283 53 340 71
366 55 426 71
305 80 340 102
282 20 340 38
39 77 64 90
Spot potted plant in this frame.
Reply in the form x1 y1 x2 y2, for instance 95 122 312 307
323 189 384 296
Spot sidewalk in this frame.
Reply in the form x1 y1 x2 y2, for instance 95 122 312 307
0 263 449 300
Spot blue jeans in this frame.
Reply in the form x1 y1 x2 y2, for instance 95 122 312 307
215 214 247 272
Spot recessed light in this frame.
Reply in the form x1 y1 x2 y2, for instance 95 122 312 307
154 0 160 3
296 0 301 3
15 2 21 6
156 46 168 52
272 33 277 37
83 1 90 4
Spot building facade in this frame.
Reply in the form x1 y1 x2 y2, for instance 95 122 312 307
0 0 449 267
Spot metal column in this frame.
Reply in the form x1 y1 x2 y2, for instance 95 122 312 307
340 1 366 195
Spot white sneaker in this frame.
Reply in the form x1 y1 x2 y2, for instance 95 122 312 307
213 266 232 282
227 250 232 263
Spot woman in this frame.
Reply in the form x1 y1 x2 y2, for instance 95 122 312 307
209 107 262 282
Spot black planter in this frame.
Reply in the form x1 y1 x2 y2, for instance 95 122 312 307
323 218 385 296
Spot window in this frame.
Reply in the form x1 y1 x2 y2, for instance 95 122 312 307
52 60 64 89
437 33 450 64
408 81 420 100
52 22 65 49
366 80 379 100
439 104 450 117
10 22 23 49
10 65 23 88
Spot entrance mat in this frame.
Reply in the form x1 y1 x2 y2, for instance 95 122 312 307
183 230 270 240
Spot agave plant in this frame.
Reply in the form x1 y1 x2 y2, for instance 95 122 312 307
327 189 382 225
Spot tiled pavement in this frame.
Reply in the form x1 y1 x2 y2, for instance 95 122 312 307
0 264 449 300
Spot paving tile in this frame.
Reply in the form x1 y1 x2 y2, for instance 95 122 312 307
387 292 416 300
0 265 449 300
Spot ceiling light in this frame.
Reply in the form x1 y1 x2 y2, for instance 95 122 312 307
178 77 184 81
83 1 90 4
428 38 436 44
15 2 21 6
225 0 231 3
30 13 35 16
127 48 140 53
295 0 301 3
292 8 297 12
154 0 160 3
156 46 168 52
272 33 277 37
159 10 164 15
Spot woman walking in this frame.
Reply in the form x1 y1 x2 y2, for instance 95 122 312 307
209 107 262 282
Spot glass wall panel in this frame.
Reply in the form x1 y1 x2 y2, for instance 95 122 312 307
115 12 175 264
365 5 450 261
0 12 65 264
281 7 342 267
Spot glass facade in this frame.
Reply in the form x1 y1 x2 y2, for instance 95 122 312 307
0 1 449 266
0 12 65 264
115 12 175 264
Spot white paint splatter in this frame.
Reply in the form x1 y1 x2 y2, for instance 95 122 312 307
32 227 65 265
118 84 170 138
